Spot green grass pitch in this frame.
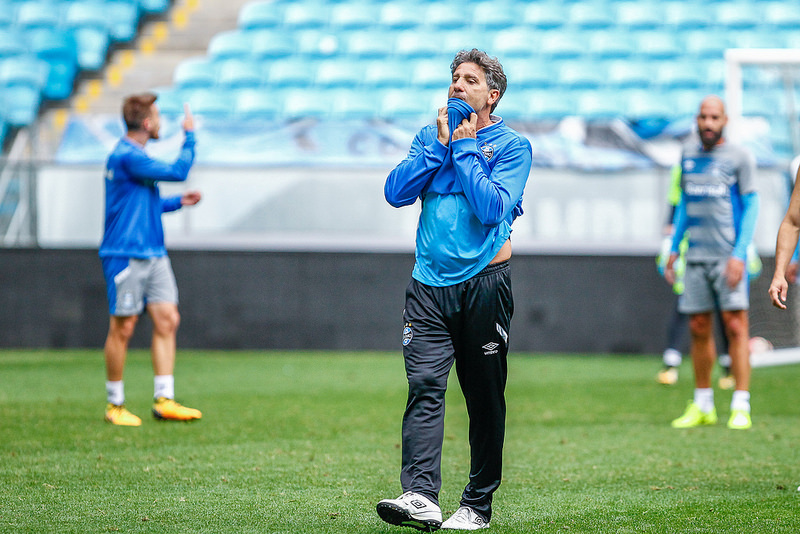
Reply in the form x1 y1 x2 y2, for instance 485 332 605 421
1 349 799 533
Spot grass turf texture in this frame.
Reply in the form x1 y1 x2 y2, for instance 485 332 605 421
1 350 799 533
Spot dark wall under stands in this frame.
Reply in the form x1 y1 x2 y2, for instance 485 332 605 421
0 249 791 353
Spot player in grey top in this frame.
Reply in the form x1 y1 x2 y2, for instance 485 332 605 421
665 96 759 430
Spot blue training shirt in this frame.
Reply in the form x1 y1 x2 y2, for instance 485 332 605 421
99 131 196 258
385 117 532 287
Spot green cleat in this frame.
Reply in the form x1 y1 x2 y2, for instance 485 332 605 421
671 401 717 428
727 409 752 430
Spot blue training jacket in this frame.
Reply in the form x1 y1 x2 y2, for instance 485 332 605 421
99 132 196 258
385 117 532 286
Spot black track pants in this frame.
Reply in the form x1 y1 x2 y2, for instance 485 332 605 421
399 261 513 521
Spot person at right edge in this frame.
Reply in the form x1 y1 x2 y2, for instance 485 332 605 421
769 155 800 311
376 49 532 531
665 95 759 431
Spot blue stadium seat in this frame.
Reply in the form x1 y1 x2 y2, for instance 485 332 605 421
735 30 790 49
138 0 169 15
217 59 263 89
64 1 111 70
152 86 185 117
105 0 140 43
315 59 364 88
526 90 576 120
626 89 675 120
442 30 492 57
250 29 296 60
654 62 705 90
394 30 444 59
283 88 330 119
472 1 520 31
558 60 606 90
380 88 430 120
0 6 13 29
576 91 621 121
173 57 218 89
232 86 282 120
568 3 615 30
614 2 663 31
521 3 566 30
539 31 586 59
295 30 340 59
238 0 283 30
329 88 380 118
663 2 712 29
0 56 48 126
764 2 800 31
588 31 637 60
491 28 538 59
208 30 252 62
422 2 468 31
378 2 424 30
329 2 378 30
26 27 78 100
412 59 449 89
715 2 762 30
606 60 652 89
362 60 412 89
494 90 527 119
264 58 314 88
345 31 394 59
635 31 681 60
502 58 558 89
0 28 26 59
282 3 330 30
14 1 60 32
185 88 233 118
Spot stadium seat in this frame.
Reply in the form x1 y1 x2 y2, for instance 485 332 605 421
764 2 800 30
329 88 380 118
471 1 519 31
626 89 675 120
105 0 140 43
0 56 48 126
295 30 340 59
263 58 314 88
576 91 621 121
185 88 233 118
539 31 586 59
217 59 263 89
502 58 558 89
654 62 705 90
588 31 637 60
64 2 111 70
14 1 60 31
378 2 424 30
614 2 663 31
442 31 492 57
345 31 394 59
635 31 681 60
232 86 282 119
173 57 218 89
663 2 712 29
715 2 763 30
380 88 431 120
208 30 252 62
558 60 607 90
250 29 296 60
362 60 412 89
0 6 12 30
329 2 378 30
315 59 365 88
412 59 449 89
492 28 538 59
607 60 652 89
138 0 169 15
520 3 566 29
394 30 444 59
422 2 468 31
683 29 732 59
283 88 330 119
568 3 615 30
0 28 26 59
150 86 183 117
282 3 330 30
526 90 576 120
238 0 283 30
26 28 78 100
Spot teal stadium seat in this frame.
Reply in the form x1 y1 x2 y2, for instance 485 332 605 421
330 2 378 30
208 30 252 62
663 2 711 29
26 27 78 100
615 1 664 31
138 0 169 15
539 31 586 60
422 2 467 31
282 88 330 119
64 1 111 70
0 28 26 59
520 3 566 30
607 60 653 89
394 30 444 59
378 2 424 30
0 5 14 29
238 0 283 30
683 29 732 59
626 89 675 120
588 31 637 60
250 29 296 60
0 55 48 126
491 28 536 59
14 1 60 32
329 88 380 118
654 62 705 90
362 60 412 89
635 31 681 60
315 59 365 89
282 2 330 30
526 90 576 121
502 58 558 90
380 88 431 121
295 30 340 58
105 0 140 43
217 59 263 89
185 88 233 118
173 57 218 89
576 90 621 121
412 59 449 89
558 60 607 90
471 1 519 31
764 2 800 31
153 86 184 117
715 2 762 30
568 3 615 30
264 58 314 88
232 86 282 120
345 31 394 59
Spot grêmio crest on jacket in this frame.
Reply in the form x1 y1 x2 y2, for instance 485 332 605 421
480 142 495 160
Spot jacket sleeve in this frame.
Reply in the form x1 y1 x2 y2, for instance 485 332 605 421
161 195 183 213
670 197 688 255
732 192 759 260
450 136 532 226
126 131 196 184
384 130 447 207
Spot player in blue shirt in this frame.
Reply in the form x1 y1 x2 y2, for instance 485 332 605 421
665 96 759 431
100 93 202 426
377 49 532 531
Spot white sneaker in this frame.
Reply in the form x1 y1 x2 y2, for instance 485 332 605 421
441 506 489 530
377 491 442 531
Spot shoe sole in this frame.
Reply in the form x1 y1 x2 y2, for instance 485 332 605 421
152 410 201 421
376 502 441 532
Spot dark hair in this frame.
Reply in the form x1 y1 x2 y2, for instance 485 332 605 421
450 49 507 112
122 92 157 131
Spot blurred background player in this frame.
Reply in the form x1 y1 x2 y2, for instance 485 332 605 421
376 49 532 531
100 93 202 426
665 95 759 430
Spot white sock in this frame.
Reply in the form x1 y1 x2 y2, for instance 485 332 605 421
718 353 732 368
154 375 174 400
663 348 682 367
106 380 124 406
694 388 714 413
731 390 751 413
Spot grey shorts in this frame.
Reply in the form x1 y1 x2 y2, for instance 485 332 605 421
102 256 178 316
678 259 749 314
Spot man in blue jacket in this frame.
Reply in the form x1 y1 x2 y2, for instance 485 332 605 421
100 93 202 426
377 49 532 531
